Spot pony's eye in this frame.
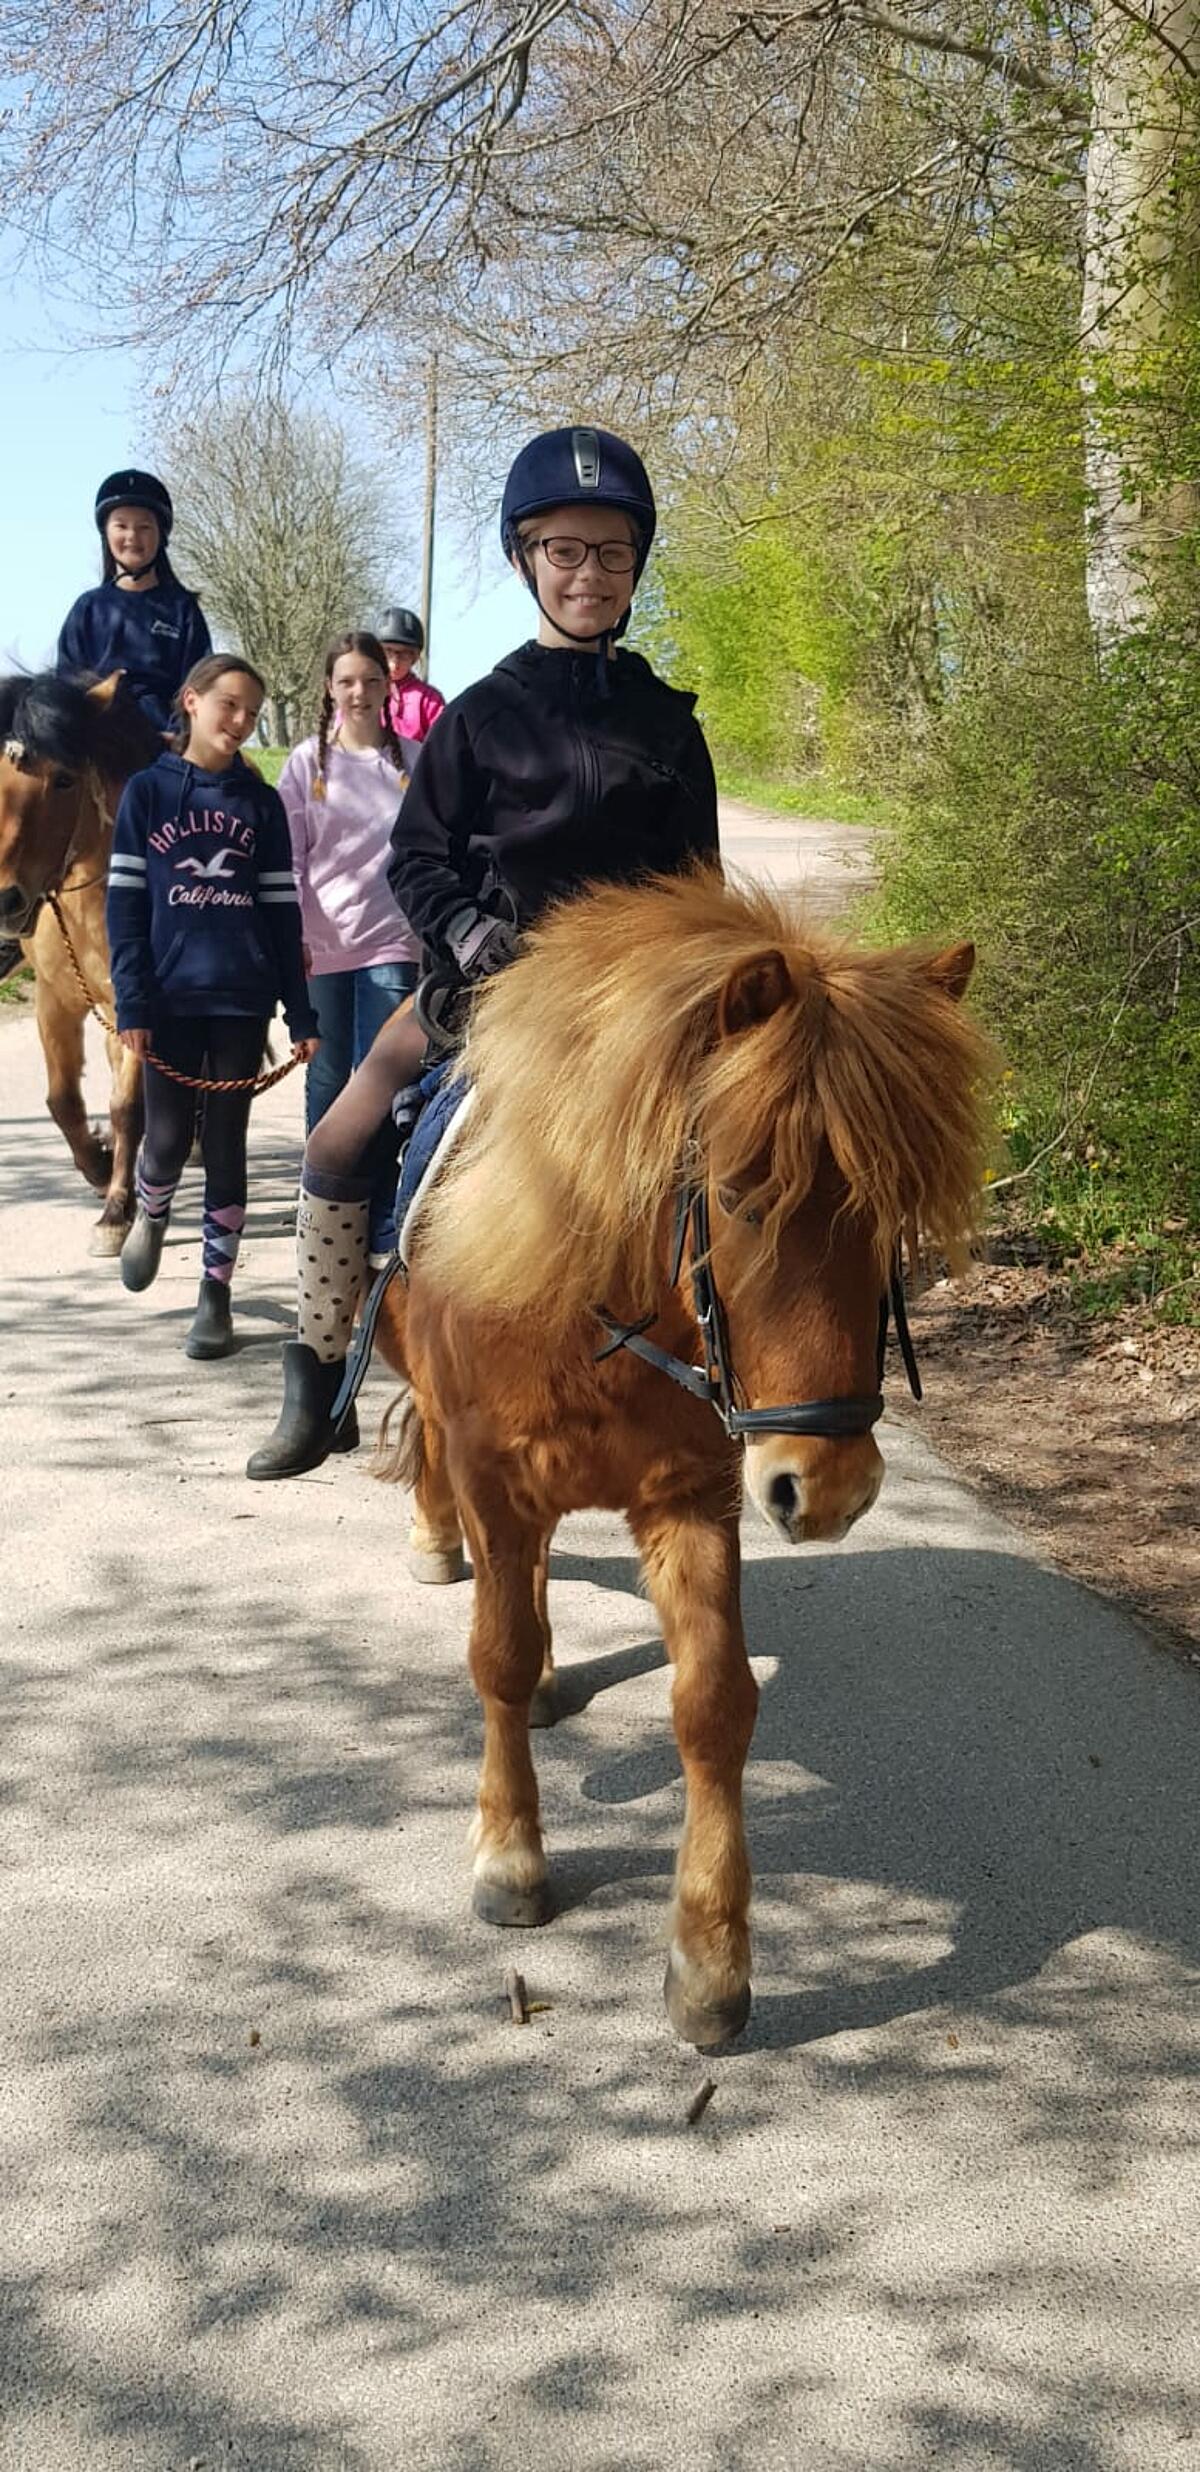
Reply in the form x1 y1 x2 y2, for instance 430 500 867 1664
52 771 75 792
717 1186 762 1228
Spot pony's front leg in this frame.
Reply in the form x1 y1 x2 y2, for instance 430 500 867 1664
33 971 111 1193
455 1473 553 1929
90 1035 142 1257
630 1497 759 2050
528 1529 559 1730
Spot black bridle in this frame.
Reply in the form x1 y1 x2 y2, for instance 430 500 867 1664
594 1175 922 1442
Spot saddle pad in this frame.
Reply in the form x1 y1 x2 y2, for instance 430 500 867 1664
396 1064 475 1269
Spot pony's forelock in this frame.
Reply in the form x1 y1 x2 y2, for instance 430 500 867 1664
0 670 159 783
421 869 994 1331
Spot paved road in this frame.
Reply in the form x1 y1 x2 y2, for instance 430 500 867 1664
1 811 1198 2471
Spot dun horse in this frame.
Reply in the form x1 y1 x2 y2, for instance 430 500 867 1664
376 869 991 2049
0 672 159 1254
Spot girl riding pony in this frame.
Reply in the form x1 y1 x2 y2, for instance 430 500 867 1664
58 470 211 736
247 426 719 1479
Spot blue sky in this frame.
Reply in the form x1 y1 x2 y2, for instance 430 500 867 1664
0 256 523 702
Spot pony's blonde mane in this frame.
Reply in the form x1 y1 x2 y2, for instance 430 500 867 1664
421 869 994 1332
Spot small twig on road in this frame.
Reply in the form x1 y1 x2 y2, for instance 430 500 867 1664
687 2076 718 2125
505 1969 529 2024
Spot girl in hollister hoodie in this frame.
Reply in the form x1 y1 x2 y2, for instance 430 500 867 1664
107 654 320 1362
279 631 421 1264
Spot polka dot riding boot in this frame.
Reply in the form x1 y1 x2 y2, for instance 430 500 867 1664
245 1171 370 1480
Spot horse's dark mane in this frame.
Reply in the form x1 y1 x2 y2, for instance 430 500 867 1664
0 670 160 781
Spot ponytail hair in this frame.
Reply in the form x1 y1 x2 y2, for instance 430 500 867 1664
169 654 267 754
314 630 406 798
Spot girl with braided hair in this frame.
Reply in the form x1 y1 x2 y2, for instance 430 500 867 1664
278 632 421 1263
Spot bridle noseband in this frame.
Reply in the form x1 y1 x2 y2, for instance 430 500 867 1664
595 1172 922 1442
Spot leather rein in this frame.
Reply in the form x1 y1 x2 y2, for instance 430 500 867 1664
594 1174 922 1442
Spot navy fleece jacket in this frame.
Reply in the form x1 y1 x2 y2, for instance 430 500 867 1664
388 642 719 964
57 580 211 734
106 752 319 1039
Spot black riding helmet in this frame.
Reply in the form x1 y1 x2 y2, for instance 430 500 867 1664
94 470 173 582
377 607 425 652
500 426 657 650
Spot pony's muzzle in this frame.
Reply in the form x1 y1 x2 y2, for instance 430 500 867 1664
744 1434 884 1545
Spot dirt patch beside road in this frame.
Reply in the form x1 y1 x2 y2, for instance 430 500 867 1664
898 1260 1200 1656
715 797 1199 1662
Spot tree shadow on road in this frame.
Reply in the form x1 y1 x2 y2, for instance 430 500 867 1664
4 1131 1200 2467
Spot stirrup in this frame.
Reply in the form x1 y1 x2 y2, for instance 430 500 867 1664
330 1251 405 1431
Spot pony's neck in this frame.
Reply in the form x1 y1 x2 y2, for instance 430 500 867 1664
63 779 117 881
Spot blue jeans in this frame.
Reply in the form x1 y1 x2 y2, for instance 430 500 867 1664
306 961 418 1252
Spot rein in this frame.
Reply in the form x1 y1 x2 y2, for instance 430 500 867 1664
594 1174 922 1442
46 892 303 1097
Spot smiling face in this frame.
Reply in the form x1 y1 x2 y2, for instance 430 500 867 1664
514 502 639 647
105 505 161 575
182 670 264 768
332 650 390 724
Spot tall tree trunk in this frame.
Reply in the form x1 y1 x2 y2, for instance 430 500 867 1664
1081 0 1200 640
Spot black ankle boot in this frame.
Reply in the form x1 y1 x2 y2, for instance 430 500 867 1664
245 1341 356 1480
185 1277 234 1360
121 1206 169 1293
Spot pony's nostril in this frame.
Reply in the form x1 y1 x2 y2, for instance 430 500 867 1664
0 886 27 925
768 1472 801 1523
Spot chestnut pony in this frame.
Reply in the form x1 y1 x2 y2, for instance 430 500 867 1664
377 870 990 2049
0 672 159 1254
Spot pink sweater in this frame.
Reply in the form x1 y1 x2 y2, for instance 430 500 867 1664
278 738 420 976
388 676 446 742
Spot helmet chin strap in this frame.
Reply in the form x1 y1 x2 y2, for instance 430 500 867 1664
112 554 160 584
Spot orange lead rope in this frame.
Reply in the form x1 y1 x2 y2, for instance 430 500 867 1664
47 891 304 1096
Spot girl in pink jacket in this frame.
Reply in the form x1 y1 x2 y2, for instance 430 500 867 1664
375 605 445 743
278 631 420 1260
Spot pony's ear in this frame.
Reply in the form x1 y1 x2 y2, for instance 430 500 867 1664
926 941 975 1001
86 672 123 711
718 948 793 1037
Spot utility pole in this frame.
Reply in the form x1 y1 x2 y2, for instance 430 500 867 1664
420 352 439 670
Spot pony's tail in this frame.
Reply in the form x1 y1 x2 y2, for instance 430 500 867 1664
372 1384 424 1489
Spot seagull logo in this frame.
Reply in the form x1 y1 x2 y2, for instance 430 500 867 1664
175 852 237 880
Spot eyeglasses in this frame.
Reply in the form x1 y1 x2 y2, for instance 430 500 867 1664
531 535 638 574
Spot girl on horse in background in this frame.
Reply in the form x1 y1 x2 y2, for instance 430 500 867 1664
0 470 211 998
279 631 421 1265
247 424 720 1481
375 607 445 744
57 470 211 736
108 654 319 1363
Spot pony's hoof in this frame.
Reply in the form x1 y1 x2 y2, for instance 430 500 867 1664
663 1961 751 2052
472 1874 553 1929
529 1680 558 1730
407 1539 466 1585
89 1220 129 1259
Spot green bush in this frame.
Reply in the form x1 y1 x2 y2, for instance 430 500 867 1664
864 615 1200 1259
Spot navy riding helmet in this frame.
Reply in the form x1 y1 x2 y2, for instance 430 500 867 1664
500 426 657 645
